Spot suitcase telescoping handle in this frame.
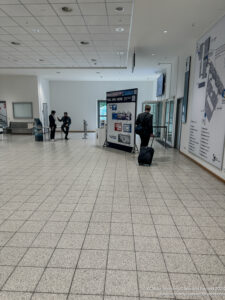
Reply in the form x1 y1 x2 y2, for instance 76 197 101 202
150 136 154 147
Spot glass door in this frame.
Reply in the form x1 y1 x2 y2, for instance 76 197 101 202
165 100 174 144
97 100 107 128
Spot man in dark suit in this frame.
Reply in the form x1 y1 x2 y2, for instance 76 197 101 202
58 112 71 140
49 110 56 141
136 105 153 147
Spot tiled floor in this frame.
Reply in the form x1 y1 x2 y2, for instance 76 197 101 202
0 134 225 300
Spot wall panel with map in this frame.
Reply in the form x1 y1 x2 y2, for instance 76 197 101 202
189 15 225 169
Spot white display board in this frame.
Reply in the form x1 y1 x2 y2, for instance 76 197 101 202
106 89 137 150
189 15 225 169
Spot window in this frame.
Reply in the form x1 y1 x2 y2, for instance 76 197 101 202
13 102 33 119
97 100 107 128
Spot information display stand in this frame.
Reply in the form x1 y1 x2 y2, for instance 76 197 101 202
106 89 138 152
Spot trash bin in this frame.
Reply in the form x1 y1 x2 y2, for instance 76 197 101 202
34 118 43 142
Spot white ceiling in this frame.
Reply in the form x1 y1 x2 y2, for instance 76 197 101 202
0 0 225 80
0 0 133 68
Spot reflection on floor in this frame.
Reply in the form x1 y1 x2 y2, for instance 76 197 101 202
0 134 225 300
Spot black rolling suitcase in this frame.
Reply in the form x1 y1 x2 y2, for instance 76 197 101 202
138 137 154 166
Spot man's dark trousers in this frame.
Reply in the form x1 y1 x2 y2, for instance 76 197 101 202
50 126 56 140
61 125 69 139
140 134 150 147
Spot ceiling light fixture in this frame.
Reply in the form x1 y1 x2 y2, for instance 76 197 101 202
152 53 156 56
163 30 168 34
62 6 73 13
11 41 20 46
115 6 124 12
80 41 89 45
31 28 40 33
115 27 124 32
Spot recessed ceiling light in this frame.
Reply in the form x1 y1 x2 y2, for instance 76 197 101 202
11 41 20 46
115 6 124 12
62 6 73 13
80 41 89 45
115 27 124 32
31 28 40 33
117 51 124 55
152 53 156 56
163 30 168 34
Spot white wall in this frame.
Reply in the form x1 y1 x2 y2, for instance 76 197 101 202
49 81 154 131
38 77 50 125
0 75 39 124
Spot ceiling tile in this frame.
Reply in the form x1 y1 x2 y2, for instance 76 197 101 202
106 0 132 2
106 3 132 15
51 3 81 16
20 0 48 3
0 8 6 16
88 26 110 34
108 15 130 25
12 16 40 27
66 26 88 34
48 0 78 3
51 33 72 41
84 15 108 26
14 34 36 41
58 41 77 47
23 40 42 46
60 16 85 26
79 3 107 15
25 4 56 16
70 33 91 41
0 28 7 34
0 0 19 3
0 4 31 16
0 34 14 42
44 26 67 34
34 34 55 41
3 26 27 34
93 40 112 46
0 17 18 26
41 40 58 46
37 16 62 26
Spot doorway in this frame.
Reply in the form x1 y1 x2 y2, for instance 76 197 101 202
174 98 183 150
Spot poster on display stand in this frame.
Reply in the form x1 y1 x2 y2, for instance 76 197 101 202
106 89 138 152
189 15 225 169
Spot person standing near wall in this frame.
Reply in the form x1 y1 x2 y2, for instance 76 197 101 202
136 105 153 147
49 110 56 141
58 112 71 140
